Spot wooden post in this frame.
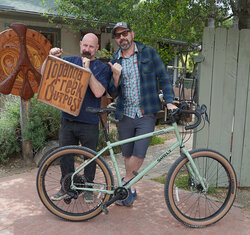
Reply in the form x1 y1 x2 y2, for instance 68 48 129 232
20 98 33 165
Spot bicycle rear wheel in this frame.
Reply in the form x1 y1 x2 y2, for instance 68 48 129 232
165 149 237 228
37 145 114 221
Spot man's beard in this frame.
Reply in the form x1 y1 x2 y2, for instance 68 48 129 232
119 39 131 50
81 51 92 59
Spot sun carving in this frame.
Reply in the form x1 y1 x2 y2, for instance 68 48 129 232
0 23 51 100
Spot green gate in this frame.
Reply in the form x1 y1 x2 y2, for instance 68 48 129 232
193 27 250 187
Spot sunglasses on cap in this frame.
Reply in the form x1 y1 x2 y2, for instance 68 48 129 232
114 30 131 39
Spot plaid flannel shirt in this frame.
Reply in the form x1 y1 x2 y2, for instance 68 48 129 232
108 41 174 120
120 45 143 118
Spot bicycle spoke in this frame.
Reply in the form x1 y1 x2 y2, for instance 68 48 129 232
37 146 114 221
165 149 237 227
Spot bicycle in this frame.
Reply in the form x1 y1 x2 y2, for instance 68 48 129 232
36 104 237 228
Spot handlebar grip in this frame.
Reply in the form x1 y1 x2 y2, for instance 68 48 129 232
166 103 208 130
185 110 201 130
184 105 207 130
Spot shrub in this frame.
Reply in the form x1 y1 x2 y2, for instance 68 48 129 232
23 96 61 153
97 129 121 155
0 100 21 163
0 95 61 164
0 94 166 164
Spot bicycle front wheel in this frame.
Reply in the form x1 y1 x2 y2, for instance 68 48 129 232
165 149 237 228
36 145 114 221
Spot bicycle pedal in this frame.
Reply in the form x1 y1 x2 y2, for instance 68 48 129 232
67 191 78 199
64 197 72 204
102 205 109 215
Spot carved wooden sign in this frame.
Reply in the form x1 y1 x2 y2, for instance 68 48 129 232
37 55 91 116
0 23 51 100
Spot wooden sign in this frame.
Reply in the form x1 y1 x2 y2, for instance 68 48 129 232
37 55 91 116
0 23 51 100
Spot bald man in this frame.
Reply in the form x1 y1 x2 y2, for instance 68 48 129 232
42 33 111 203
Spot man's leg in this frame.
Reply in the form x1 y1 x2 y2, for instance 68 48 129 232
119 115 156 191
77 122 99 203
51 119 78 200
77 123 99 182
59 119 79 180
124 156 144 191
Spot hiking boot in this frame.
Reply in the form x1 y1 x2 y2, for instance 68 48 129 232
84 191 94 204
51 189 67 201
116 188 134 207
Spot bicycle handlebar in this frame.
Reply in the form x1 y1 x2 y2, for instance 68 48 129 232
86 103 209 131
169 104 208 130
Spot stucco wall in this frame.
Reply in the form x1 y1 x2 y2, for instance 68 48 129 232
60 28 80 57
0 14 79 56
0 14 115 58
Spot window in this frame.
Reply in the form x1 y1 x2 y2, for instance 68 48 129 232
28 26 61 47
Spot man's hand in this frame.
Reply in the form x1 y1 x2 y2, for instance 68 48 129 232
108 62 122 77
49 47 63 57
166 103 178 110
108 62 122 87
41 47 63 75
82 57 91 69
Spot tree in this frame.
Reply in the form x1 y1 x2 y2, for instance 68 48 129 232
43 0 247 61
235 0 250 29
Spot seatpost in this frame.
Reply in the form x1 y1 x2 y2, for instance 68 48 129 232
98 113 110 142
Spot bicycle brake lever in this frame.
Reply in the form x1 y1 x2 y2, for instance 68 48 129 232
205 111 210 124
200 104 210 124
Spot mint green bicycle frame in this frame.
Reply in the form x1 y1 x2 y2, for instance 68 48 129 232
70 122 207 195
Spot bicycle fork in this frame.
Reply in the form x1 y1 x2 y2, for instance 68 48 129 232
181 148 208 192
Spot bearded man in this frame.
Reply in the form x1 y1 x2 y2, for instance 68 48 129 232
42 33 111 203
108 22 176 206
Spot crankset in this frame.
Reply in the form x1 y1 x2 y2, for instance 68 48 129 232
102 187 129 214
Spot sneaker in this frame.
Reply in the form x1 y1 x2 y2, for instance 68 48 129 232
132 189 138 200
51 189 67 201
116 188 134 207
84 191 94 204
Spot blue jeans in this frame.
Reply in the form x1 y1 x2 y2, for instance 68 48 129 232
59 118 99 183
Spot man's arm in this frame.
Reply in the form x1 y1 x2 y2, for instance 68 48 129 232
107 62 122 98
150 47 177 110
82 57 106 98
88 74 105 98
108 62 122 87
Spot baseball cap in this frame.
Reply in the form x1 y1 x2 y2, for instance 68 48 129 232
112 22 131 36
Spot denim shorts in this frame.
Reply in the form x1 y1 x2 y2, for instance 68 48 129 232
117 114 156 158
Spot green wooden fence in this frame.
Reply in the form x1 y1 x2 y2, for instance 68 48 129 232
193 27 250 187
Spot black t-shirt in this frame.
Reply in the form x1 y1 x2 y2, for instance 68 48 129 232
61 56 111 124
